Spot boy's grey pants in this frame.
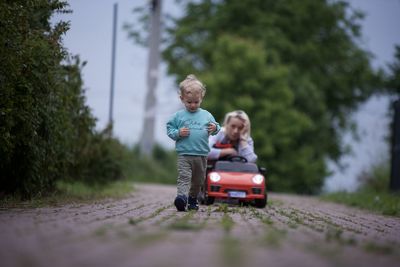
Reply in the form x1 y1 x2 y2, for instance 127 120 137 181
177 155 207 199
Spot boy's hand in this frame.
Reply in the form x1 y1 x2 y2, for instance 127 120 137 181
179 127 190 137
207 122 217 134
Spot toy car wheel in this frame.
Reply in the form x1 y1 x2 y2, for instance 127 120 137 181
205 196 215 205
239 200 249 207
198 180 209 204
254 194 267 208
203 183 215 205
198 190 205 204
198 181 215 205
198 188 211 205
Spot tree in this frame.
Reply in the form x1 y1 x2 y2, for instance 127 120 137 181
127 0 380 193
386 45 400 191
386 45 400 95
199 35 324 193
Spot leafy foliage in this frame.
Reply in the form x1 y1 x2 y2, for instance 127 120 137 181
322 190 400 217
126 0 381 193
323 47 400 216
0 1 124 198
0 0 71 197
357 160 390 193
122 144 178 185
322 157 399 216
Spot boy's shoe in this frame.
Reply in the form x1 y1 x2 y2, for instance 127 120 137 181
174 195 187 211
188 196 199 211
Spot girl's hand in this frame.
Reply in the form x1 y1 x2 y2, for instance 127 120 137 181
239 135 248 148
207 123 217 134
179 127 190 137
219 148 238 158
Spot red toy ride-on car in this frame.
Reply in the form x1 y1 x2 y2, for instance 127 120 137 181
200 156 267 208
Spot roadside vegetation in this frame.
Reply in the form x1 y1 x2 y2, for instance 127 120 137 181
0 179 134 208
321 43 400 216
322 160 400 217
121 145 177 185
0 1 176 205
0 143 177 207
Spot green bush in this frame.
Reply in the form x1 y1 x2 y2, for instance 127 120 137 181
357 160 390 192
0 1 126 198
0 0 72 197
322 158 400 216
322 190 400 216
65 127 125 185
122 144 178 185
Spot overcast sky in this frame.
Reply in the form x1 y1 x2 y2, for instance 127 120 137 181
52 0 400 192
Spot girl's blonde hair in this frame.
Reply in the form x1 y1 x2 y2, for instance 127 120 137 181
179 74 206 98
223 110 251 139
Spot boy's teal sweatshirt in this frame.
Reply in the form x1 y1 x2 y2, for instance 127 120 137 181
166 108 220 156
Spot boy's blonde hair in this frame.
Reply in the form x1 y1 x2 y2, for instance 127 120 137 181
223 110 251 139
179 74 206 98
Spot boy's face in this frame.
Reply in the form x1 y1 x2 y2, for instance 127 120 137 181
180 92 203 113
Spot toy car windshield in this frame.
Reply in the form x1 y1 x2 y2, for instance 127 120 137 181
214 161 259 173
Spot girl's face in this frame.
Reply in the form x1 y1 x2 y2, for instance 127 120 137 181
180 93 202 113
225 117 245 141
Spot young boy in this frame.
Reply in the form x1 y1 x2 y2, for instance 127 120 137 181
167 74 220 211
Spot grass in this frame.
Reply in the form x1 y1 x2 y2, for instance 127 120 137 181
218 210 242 267
363 242 394 255
248 207 287 248
128 206 169 225
263 228 287 248
323 158 400 217
168 211 205 231
0 180 135 208
220 235 243 267
321 190 400 217
221 213 235 233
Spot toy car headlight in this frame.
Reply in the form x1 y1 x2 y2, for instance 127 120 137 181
209 172 221 182
252 174 264 184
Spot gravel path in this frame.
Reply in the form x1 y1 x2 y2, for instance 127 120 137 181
1 183 399 267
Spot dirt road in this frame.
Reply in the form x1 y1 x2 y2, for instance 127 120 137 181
1 183 399 267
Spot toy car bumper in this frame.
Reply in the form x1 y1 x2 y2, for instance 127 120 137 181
207 184 265 200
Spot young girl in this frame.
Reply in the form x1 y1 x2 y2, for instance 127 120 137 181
208 110 257 163
166 74 220 211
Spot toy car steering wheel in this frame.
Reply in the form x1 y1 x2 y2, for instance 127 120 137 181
227 155 248 163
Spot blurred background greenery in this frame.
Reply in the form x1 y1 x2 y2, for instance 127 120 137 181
322 159 400 216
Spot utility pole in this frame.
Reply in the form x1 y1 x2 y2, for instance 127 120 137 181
140 0 161 156
390 99 400 191
108 2 118 135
